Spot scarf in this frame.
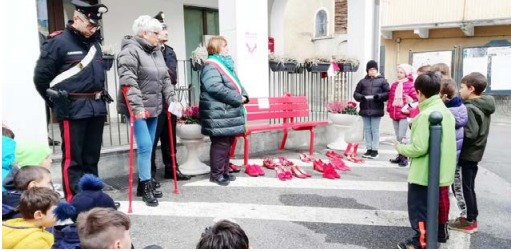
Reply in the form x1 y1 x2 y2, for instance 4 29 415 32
392 76 410 107
205 54 247 122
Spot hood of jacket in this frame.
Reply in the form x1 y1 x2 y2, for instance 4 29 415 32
121 35 158 53
2 218 54 249
364 74 384 80
464 95 496 115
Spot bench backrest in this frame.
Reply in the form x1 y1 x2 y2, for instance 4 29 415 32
244 96 309 121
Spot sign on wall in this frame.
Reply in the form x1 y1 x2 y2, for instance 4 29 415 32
462 46 511 94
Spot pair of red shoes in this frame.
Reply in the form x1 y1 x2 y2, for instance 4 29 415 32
275 166 292 181
325 151 351 171
313 159 341 179
343 143 364 163
245 164 265 177
290 165 312 179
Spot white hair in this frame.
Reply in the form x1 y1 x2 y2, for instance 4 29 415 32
132 15 162 37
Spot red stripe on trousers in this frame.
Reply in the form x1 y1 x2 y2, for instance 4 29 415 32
418 221 426 249
438 186 450 224
62 120 73 202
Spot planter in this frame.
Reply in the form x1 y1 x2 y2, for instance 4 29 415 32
305 62 331 72
341 63 359 72
269 62 298 72
190 58 203 71
327 113 357 150
176 124 209 175
102 55 115 71
293 64 304 74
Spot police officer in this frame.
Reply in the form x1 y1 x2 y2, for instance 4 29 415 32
150 11 191 188
33 0 111 201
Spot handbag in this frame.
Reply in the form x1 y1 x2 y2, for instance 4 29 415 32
344 116 364 143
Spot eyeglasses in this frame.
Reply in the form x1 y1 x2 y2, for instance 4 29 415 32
77 15 100 30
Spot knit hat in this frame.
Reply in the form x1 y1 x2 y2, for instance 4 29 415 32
70 174 116 219
366 60 378 73
15 141 51 168
398 64 414 76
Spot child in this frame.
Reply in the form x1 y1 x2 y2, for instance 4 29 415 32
395 71 456 249
387 64 417 166
76 207 132 249
3 141 52 192
353 60 390 159
52 174 117 249
438 79 468 242
431 63 451 79
2 187 60 249
197 219 249 249
416 65 431 76
2 165 53 221
448 72 495 234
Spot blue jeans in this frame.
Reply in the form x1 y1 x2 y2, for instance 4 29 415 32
362 116 381 150
134 117 158 181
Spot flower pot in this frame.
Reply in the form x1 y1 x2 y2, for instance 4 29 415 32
328 113 357 126
176 124 204 140
305 62 331 72
269 62 298 72
342 63 353 72
190 58 203 71
327 113 357 150
102 55 114 71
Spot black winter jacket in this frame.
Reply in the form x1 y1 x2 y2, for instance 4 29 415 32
353 75 390 117
33 24 107 120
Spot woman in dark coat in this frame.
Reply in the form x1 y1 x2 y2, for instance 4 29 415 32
199 36 249 186
353 60 390 159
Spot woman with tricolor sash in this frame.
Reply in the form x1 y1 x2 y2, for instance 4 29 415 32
199 36 250 186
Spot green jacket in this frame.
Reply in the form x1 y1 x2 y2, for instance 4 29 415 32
396 95 456 186
459 95 495 162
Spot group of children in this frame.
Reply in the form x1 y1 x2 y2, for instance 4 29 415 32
383 62 495 248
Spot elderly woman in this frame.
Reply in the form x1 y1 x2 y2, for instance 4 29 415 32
117 15 175 207
200 36 249 186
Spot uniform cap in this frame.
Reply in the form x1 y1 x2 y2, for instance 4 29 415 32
72 0 108 26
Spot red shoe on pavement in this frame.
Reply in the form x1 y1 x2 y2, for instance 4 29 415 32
313 159 326 172
326 150 343 160
278 156 294 166
298 153 314 163
263 158 278 169
330 158 350 171
229 163 241 173
245 164 259 177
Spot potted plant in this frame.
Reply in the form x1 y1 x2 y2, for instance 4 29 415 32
102 44 116 71
190 45 208 71
176 105 203 140
305 57 331 72
326 100 358 150
268 53 300 72
333 56 360 72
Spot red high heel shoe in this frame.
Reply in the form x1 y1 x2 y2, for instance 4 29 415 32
291 165 308 178
313 159 326 172
263 158 278 169
229 163 241 173
274 166 287 181
330 158 350 171
245 164 259 177
294 165 311 177
298 153 314 163
326 150 344 160
253 164 265 176
278 156 294 166
323 163 341 179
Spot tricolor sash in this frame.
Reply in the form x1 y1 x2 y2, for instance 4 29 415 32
204 56 247 122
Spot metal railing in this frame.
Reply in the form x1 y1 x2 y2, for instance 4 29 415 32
48 61 356 153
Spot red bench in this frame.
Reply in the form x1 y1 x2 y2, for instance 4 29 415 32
229 94 328 165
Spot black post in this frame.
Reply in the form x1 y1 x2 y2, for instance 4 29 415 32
427 111 443 249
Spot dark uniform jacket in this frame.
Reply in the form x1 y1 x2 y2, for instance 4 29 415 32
161 44 177 85
199 63 248 137
33 23 107 120
353 74 390 117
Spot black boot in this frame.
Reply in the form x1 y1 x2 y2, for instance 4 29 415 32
164 166 191 180
141 180 158 207
438 223 449 243
390 154 401 164
137 178 162 198
398 156 409 167
151 177 161 188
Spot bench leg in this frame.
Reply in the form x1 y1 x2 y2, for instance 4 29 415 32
309 128 315 155
280 129 288 151
230 137 238 158
243 135 249 166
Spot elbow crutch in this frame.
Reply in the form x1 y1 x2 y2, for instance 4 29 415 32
167 111 180 194
122 86 135 213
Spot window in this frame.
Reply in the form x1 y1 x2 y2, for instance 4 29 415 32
315 9 328 38
334 0 347 34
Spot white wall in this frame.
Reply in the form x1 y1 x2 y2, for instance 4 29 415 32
1 0 48 143
219 0 269 98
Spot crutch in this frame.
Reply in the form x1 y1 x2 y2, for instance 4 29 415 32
167 111 180 194
122 86 135 213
